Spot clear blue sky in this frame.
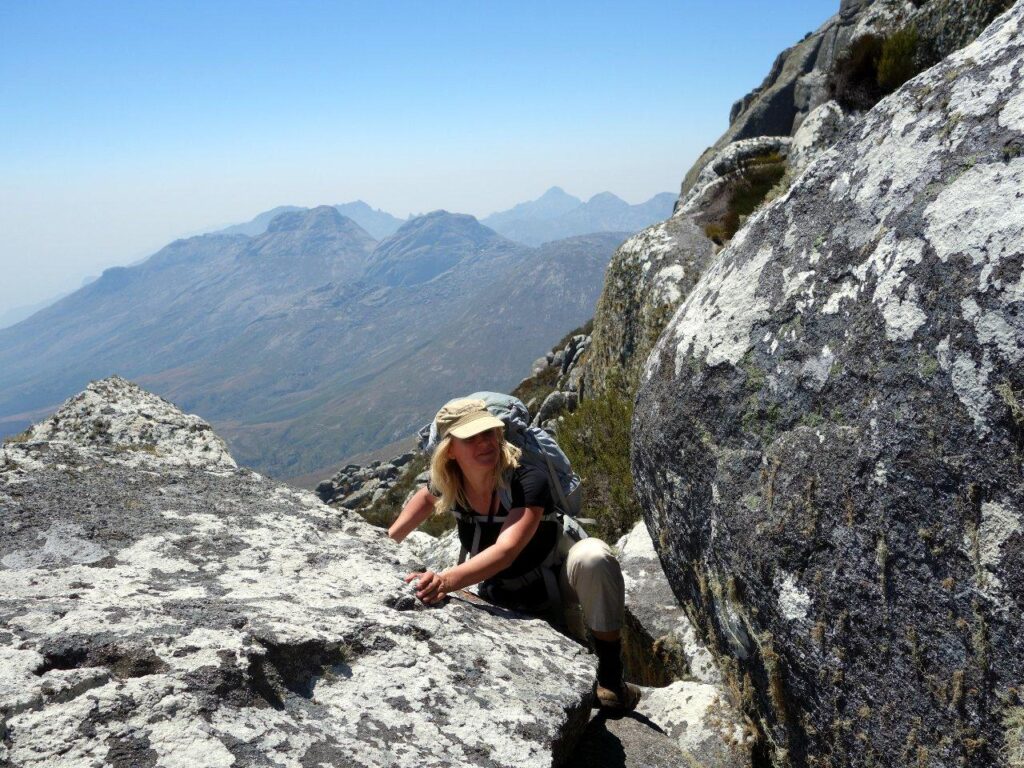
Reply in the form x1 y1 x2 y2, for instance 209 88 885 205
0 0 838 312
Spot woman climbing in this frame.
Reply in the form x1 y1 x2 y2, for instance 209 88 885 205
388 397 640 712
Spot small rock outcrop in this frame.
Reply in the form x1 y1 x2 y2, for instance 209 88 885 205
634 6 1024 767
513 327 593 431
584 214 717 397
787 100 856 173
1 378 596 767
316 450 417 509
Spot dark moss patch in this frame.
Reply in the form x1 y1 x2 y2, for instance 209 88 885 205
878 26 921 93
830 26 925 111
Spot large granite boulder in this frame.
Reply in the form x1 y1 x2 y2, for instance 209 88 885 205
1 378 596 767
634 5 1024 767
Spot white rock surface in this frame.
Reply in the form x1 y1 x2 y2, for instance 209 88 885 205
789 100 857 173
1 378 596 768
643 680 752 768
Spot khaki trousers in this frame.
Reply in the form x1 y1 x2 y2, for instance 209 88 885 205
558 537 625 639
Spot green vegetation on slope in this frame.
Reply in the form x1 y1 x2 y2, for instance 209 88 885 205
704 152 788 245
830 26 923 111
558 374 642 543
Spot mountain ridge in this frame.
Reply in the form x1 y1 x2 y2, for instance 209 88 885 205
0 206 625 478
482 189 675 246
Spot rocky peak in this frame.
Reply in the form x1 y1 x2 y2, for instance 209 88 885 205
261 205 377 252
583 192 628 214
266 204 345 233
22 375 236 470
534 186 584 212
238 205 376 280
483 187 585 227
366 210 514 287
385 209 501 247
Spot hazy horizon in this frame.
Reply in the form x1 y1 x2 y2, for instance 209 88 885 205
1 0 838 313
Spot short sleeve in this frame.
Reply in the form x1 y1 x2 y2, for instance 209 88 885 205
508 465 551 511
424 472 441 498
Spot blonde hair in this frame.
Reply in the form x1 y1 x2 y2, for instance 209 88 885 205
430 430 522 516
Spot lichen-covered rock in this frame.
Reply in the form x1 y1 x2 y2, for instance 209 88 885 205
584 214 716 397
405 528 463 574
788 100 856 172
615 522 720 686
19 375 236 470
634 6 1024 766
1 378 596 767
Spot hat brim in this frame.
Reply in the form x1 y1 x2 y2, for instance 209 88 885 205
447 414 504 439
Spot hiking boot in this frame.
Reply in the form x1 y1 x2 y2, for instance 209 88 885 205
595 681 642 713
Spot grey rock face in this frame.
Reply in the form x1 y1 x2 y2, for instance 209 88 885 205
788 100 856 173
683 0 1012 201
1 378 596 767
584 214 717 397
634 6 1024 766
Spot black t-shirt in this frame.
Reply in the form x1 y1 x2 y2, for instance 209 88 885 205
453 464 559 602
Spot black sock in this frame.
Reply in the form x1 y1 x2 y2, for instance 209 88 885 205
593 637 623 689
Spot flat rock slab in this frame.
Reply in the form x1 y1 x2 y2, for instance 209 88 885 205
1 378 595 768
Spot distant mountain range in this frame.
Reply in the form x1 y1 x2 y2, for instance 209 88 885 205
208 187 675 248
0 207 626 480
481 187 677 246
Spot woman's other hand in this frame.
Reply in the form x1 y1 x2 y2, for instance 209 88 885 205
405 569 453 604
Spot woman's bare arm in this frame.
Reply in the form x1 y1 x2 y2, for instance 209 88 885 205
409 505 541 603
388 486 436 543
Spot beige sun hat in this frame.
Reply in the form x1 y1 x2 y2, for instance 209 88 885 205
434 398 504 440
